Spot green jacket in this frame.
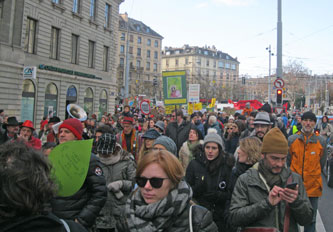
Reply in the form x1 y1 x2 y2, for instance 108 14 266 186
229 163 313 232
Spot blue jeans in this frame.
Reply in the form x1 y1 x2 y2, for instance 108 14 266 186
304 197 319 232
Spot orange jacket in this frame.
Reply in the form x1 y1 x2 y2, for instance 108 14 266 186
288 132 326 197
242 107 253 116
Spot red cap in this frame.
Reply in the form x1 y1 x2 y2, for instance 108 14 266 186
21 120 35 131
59 118 83 140
122 116 134 124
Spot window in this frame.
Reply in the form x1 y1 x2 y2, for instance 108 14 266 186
44 83 58 118
99 90 108 118
71 34 79 64
218 61 224 68
153 63 157 72
147 50 150 58
104 3 111 28
129 46 133 54
24 18 37 54
185 58 189 65
175 59 178 66
0 1 3 18
147 39 151 46
137 48 141 56
225 63 230 69
84 88 94 116
120 45 125 54
226 73 230 79
137 36 141 44
154 51 158 59
213 61 216 68
206 60 209 66
130 35 133 42
103 46 109 71
88 40 95 68
146 62 150 71
50 27 60 60
166 59 169 66
121 33 125 41
72 0 81 13
90 0 97 20
136 60 141 68
119 58 124 66
154 40 158 48
21 80 35 122
231 64 236 70
52 0 60 4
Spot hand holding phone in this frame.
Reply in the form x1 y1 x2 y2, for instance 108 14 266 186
286 182 297 190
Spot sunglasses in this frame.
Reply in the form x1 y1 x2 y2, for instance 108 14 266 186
135 176 169 189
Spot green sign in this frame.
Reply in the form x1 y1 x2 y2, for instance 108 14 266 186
162 70 187 105
48 139 93 197
39 64 102 80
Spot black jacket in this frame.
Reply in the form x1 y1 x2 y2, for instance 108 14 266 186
185 144 235 231
165 120 193 154
51 154 107 228
0 212 88 232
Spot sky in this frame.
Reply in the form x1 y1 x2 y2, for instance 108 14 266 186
120 0 333 78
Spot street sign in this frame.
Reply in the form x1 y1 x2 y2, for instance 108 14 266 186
188 84 200 103
275 107 283 114
140 100 150 115
274 78 284 88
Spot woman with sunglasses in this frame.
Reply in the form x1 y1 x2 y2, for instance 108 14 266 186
186 130 234 232
117 150 218 232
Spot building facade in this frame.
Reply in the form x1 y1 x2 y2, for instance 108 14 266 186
161 45 240 102
117 13 163 101
0 0 123 126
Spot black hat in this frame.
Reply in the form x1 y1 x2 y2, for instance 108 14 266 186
142 128 161 139
238 115 246 120
49 116 61 124
259 103 272 114
301 111 316 122
3 116 19 129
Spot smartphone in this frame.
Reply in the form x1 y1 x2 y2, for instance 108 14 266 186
286 182 297 190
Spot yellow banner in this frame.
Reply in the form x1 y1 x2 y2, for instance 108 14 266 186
162 71 186 77
194 103 202 111
165 105 177 114
164 98 187 105
208 98 216 108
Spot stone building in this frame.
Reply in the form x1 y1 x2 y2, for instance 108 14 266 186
0 0 123 126
161 45 240 102
117 13 163 101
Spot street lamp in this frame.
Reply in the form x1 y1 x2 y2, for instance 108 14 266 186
266 45 274 104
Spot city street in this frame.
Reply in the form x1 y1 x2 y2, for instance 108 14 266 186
318 174 333 232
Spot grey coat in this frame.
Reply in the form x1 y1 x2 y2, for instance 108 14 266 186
229 163 313 232
95 144 136 229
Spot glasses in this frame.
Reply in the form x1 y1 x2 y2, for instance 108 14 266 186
135 176 169 189
227 128 233 130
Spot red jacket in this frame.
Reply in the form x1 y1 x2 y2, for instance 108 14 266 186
27 136 42 150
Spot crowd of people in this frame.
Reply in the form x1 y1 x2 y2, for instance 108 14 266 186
0 103 329 232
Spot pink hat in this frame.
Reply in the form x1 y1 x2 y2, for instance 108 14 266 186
59 118 83 140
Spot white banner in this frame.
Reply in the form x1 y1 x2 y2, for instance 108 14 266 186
188 84 200 103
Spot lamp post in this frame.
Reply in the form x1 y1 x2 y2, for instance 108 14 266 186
266 45 274 104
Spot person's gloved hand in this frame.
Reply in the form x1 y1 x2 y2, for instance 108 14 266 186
107 180 123 192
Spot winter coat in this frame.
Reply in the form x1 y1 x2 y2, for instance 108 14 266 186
288 131 326 197
208 122 222 136
185 144 234 231
225 134 240 155
0 212 88 232
96 144 136 229
165 120 193 154
179 140 204 170
319 122 333 140
51 154 107 228
229 163 313 232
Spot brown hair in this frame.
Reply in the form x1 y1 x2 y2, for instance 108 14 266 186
239 136 262 164
137 150 184 186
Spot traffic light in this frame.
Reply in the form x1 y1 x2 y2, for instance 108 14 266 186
276 89 283 104
153 78 158 86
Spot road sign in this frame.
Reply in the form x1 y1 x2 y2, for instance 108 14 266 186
274 78 285 88
275 107 284 114
140 100 150 115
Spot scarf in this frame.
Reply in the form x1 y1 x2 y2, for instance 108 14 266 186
258 159 282 188
322 122 327 129
125 180 192 232
187 140 199 162
122 129 136 155
234 161 253 178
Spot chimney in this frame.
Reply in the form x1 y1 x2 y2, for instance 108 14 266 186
120 12 128 22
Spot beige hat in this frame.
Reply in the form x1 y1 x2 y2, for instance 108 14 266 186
261 128 288 155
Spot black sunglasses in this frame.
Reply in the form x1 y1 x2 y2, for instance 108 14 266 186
135 176 169 189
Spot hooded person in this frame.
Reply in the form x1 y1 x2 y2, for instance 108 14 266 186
229 128 313 231
51 118 107 229
95 133 136 231
186 130 235 231
18 120 42 150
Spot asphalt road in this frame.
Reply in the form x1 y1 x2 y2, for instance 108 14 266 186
318 174 333 232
